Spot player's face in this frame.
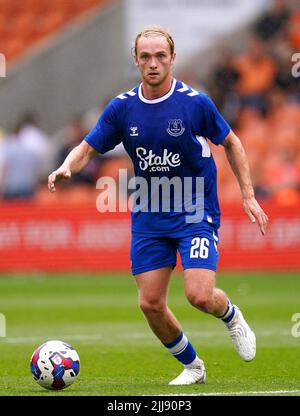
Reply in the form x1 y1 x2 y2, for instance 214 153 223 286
135 36 176 87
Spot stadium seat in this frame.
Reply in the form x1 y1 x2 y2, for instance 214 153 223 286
72 0 105 13
35 12 65 38
3 36 26 61
10 13 36 40
24 0 53 14
0 0 108 61
0 14 8 38
0 0 27 16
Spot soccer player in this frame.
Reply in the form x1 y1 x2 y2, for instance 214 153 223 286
48 26 269 385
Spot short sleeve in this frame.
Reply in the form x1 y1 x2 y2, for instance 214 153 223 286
84 99 123 154
197 93 231 145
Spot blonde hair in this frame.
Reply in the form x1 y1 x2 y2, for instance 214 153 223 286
133 25 175 57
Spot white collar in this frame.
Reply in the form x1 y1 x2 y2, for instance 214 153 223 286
138 78 177 104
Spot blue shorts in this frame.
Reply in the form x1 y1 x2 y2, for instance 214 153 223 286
130 228 219 276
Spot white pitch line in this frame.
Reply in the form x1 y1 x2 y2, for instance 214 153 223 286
158 390 300 396
2 334 104 344
1 328 293 344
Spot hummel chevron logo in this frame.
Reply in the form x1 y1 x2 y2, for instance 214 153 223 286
188 89 198 96
117 89 137 100
177 82 189 93
177 82 198 97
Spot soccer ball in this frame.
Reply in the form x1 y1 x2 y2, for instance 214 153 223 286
30 340 80 390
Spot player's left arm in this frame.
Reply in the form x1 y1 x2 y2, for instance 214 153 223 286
222 130 269 235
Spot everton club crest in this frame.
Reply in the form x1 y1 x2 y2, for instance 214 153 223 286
167 119 185 137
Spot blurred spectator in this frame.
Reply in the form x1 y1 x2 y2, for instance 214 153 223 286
212 51 240 97
232 36 277 113
0 127 41 200
210 51 240 126
0 129 5 191
18 113 48 155
254 0 290 41
56 117 101 186
263 147 300 206
17 112 50 176
288 10 300 50
274 52 300 98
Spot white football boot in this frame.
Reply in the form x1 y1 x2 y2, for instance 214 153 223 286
168 359 206 385
226 305 256 362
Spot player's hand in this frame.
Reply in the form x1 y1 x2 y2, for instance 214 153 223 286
48 166 71 193
243 197 269 236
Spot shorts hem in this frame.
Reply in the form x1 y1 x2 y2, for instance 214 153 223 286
132 262 176 276
182 264 217 272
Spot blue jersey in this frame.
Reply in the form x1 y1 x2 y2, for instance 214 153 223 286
85 79 230 236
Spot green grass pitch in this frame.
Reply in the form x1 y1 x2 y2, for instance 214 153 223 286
0 272 299 396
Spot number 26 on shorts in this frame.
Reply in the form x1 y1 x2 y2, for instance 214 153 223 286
190 237 209 259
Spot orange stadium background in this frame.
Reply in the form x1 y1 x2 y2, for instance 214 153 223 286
0 0 300 274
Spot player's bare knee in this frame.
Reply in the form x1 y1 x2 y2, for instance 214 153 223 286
139 298 166 316
186 292 212 313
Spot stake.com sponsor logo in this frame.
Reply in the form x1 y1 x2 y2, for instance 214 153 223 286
136 147 181 172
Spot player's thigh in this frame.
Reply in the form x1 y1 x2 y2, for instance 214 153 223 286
183 268 216 302
135 266 173 306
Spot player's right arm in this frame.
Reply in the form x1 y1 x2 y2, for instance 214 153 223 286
48 140 97 193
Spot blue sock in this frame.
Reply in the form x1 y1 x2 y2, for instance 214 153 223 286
219 299 236 323
164 331 197 365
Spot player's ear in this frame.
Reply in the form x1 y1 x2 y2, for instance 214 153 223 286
131 46 139 67
134 55 139 67
171 52 176 66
